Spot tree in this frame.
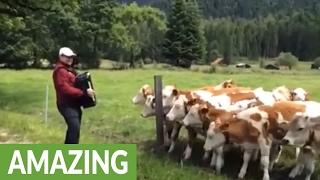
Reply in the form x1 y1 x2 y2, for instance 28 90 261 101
163 0 205 68
109 3 167 67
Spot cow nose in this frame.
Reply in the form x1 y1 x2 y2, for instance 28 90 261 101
183 119 188 126
281 139 289 145
166 114 174 121
140 113 146 118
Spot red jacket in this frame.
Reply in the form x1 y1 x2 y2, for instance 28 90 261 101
53 61 84 105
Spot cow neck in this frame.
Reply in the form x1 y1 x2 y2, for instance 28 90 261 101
183 101 189 115
180 91 201 114
305 130 315 148
201 105 223 131
304 130 320 151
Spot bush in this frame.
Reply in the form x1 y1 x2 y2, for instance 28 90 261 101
190 65 200 72
111 62 129 70
200 65 216 74
313 57 320 67
276 52 299 70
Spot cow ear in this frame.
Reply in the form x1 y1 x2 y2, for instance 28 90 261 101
200 106 209 114
309 117 320 126
142 88 146 96
305 93 310 101
223 81 228 88
187 98 196 106
172 89 179 96
151 97 156 109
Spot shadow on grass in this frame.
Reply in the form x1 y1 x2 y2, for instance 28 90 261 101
140 139 317 180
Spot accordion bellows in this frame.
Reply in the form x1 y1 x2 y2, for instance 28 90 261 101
75 72 96 108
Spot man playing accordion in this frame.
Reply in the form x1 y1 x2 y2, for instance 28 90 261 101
53 47 95 144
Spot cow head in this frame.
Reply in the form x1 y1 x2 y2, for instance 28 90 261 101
222 79 236 88
282 115 320 147
166 95 189 122
132 84 153 105
291 88 309 101
203 121 226 151
182 103 206 127
270 122 288 142
215 79 236 90
162 85 178 111
272 86 292 101
140 95 156 118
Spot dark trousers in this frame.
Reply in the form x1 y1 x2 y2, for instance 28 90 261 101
57 104 82 144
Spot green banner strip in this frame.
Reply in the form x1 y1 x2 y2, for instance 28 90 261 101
0 144 136 180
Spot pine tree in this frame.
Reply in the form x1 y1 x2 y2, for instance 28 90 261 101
163 0 205 68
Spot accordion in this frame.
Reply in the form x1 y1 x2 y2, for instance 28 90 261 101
75 72 96 108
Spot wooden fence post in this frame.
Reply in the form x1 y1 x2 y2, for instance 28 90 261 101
154 75 164 145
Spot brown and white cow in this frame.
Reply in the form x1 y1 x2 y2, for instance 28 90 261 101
140 85 177 117
204 101 319 180
143 79 241 118
177 91 257 160
182 102 235 172
165 88 252 154
132 84 153 105
253 86 293 106
165 90 215 153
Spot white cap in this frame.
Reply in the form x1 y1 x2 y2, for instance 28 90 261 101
59 47 76 57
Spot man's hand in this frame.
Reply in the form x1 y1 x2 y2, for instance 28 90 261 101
87 88 95 98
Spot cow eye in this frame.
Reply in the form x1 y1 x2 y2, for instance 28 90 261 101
298 127 304 131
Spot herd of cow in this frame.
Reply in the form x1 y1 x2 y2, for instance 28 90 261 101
132 80 320 180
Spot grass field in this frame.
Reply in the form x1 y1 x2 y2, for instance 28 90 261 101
1 68 320 180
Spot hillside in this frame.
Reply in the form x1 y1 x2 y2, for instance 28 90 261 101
119 0 320 18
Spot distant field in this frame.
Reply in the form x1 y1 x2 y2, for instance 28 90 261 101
100 59 316 74
1 68 320 180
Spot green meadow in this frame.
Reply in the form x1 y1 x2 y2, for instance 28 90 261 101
1 68 320 180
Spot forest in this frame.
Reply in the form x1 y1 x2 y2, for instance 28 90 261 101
1 0 320 68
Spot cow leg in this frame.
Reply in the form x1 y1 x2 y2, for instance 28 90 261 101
183 127 197 161
215 146 224 174
269 144 282 170
302 149 315 180
295 147 300 160
305 160 315 180
202 150 210 161
210 151 217 168
238 149 253 179
252 149 259 161
289 147 313 178
168 122 182 153
163 123 171 146
259 138 271 180
273 145 282 164
289 163 304 178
